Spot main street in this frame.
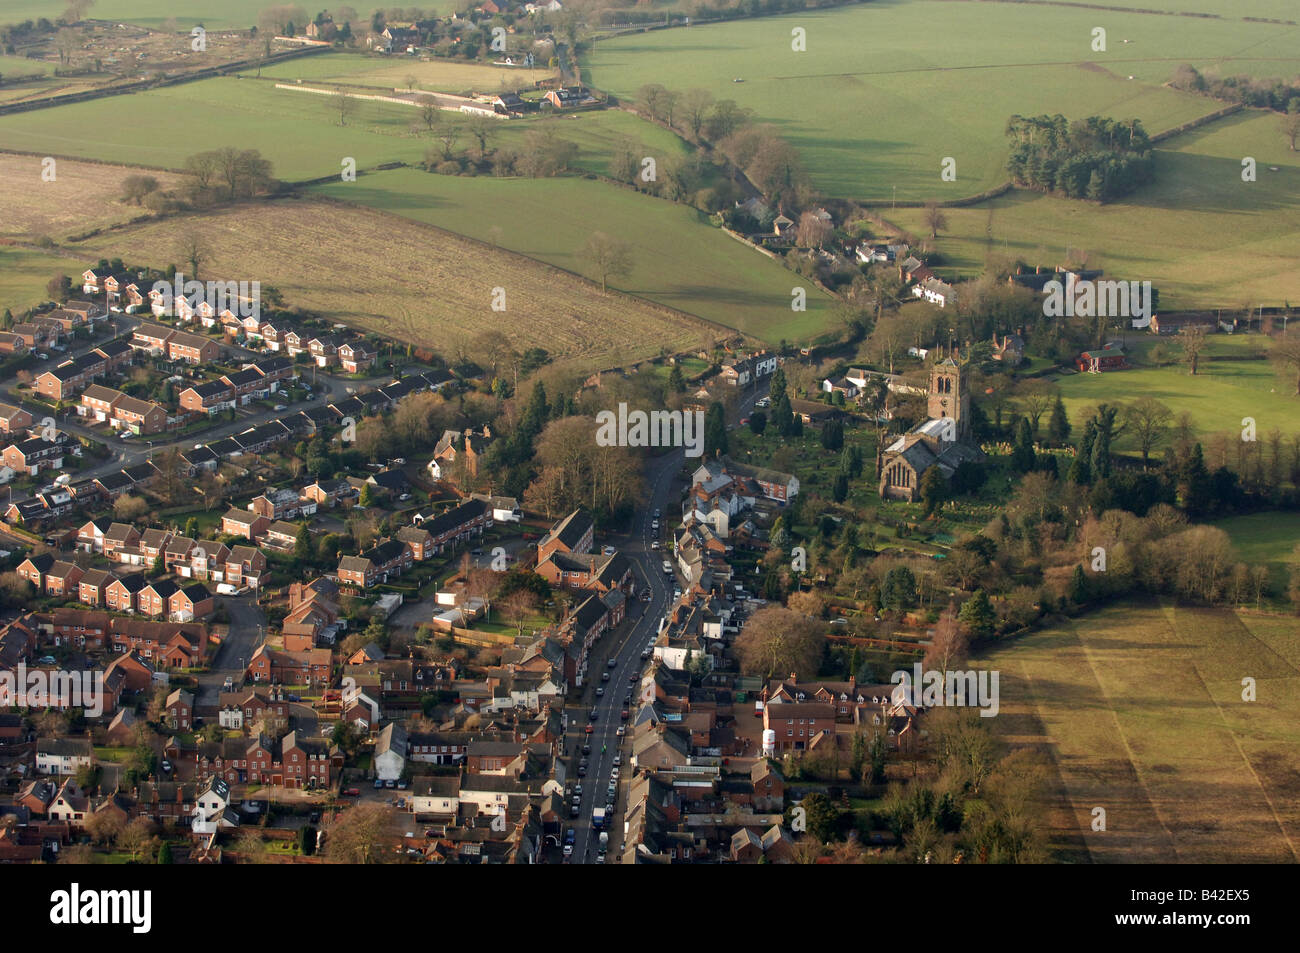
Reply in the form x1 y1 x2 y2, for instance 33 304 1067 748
568 382 767 863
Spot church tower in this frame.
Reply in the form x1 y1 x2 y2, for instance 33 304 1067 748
927 356 969 438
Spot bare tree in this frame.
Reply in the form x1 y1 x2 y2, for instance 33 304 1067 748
1180 325 1207 376
582 231 633 295
734 607 824 680
1270 327 1300 396
923 202 948 239
335 87 358 126
177 230 208 278
419 95 440 134
1123 396 1173 466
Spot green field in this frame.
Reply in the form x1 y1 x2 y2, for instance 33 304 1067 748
0 243 84 314
1050 333 1299 444
891 109 1300 309
0 72 687 180
245 52 555 94
582 1 1300 201
1213 511 1300 593
312 167 835 343
982 599 1300 863
0 1 433 30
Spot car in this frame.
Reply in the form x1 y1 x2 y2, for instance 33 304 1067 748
574 783 583 796
374 778 385 789
471 549 483 557
620 709 630 720
596 686 605 697
222 676 234 691
662 560 673 574
616 726 626 737
399 493 412 501
397 779 409 789
607 658 617 668
161 759 173 773
755 396 770 408
601 671 610 682
391 457 407 465
582 743 591 755
640 648 651 659
623 694 632 705
653 508 660 518
385 779 397 788
563 844 573 857
577 764 587 777
613 753 622 766
119 432 134 440
37 655 56 665
273 404 288 411
36 352 49 361
628 673 638 683
584 725 594 734
651 520 659 530
611 767 620 780
570 804 580 817
589 709 599 721
602 545 617 556
565 828 577 844
673 587 682 599
650 540 660 551
342 787 360 796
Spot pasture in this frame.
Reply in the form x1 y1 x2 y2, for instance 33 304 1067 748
55 200 711 369
0 242 84 315
312 167 837 344
582 1 1298 201
981 599 1300 863
247 52 556 95
0 152 183 242
1050 332 1300 443
0 1 394 30
890 109 1300 309
0 73 687 179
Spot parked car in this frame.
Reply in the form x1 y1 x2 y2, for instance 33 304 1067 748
342 787 360 796
601 671 610 682
616 725 626 737
273 404 288 411
596 686 605 697
602 545 616 556
607 658 617 668
374 778 385 789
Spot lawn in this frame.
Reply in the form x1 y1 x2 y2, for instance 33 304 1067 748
981 598 1300 863
1050 333 1300 443
580 1 1294 201
312 167 837 344
891 109 1300 309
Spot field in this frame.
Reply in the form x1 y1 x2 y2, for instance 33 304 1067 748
982 599 1300 863
0 73 688 180
0 242 85 314
0 153 182 242
0 1 384 30
246 52 557 95
890 109 1300 309
581 1 1300 201
312 167 837 343
52 199 711 368
1050 333 1300 443
1213 511 1300 593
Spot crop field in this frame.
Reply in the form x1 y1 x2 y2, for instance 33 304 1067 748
312 167 836 344
247 52 557 95
890 109 1300 309
1050 333 1300 443
582 1 1298 201
0 242 85 315
0 0 355 30
982 599 1300 863
0 73 686 179
56 200 710 368
0 152 182 242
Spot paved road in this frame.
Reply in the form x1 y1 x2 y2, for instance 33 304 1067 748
193 594 268 710
568 382 767 864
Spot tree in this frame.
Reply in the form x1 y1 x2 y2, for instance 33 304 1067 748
704 402 728 457
121 174 160 205
582 231 633 295
184 517 199 538
795 211 832 249
958 589 996 639
881 566 917 611
418 95 440 134
1270 327 1300 396
919 466 947 516
359 483 375 507
177 230 207 279
1284 97 1300 151
749 410 767 435
55 26 79 65
1047 394 1071 444
335 87 358 125
114 493 148 522
923 202 948 239
294 523 311 562
325 802 397 863
157 840 173 864
1010 418 1036 473
794 792 839 842
679 88 714 140
734 607 825 680
1180 324 1207 375
1123 396 1173 466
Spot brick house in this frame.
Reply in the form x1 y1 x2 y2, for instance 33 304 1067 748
221 508 270 541
337 538 411 589
165 689 194 730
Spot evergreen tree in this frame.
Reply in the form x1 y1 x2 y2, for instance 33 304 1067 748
1090 425 1111 480
1010 417 1036 473
1048 395 1071 444
704 402 728 457
920 466 947 516
1068 564 1090 605
882 566 917 610
295 524 312 562
1179 442 1213 516
667 365 685 393
832 473 849 503
821 419 844 451
748 410 767 435
157 841 173 864
184 517 199 539
958 589 996 639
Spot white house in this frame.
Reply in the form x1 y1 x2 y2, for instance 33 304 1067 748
36 738 92 776
192 776 237 834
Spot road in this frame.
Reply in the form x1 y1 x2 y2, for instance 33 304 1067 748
193 594 268 710
567 383 767 864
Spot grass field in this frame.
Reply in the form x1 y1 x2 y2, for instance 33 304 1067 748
0 242 87 314
1050 333 1300 443
0 153 182 242
982 599 1300 863
312 167 836 343
0 1 421 30
891 109 1300 309
52 199 710 368
1213 511 1300 593
246 52 557 95
582 1 1299 201
0 73 687 179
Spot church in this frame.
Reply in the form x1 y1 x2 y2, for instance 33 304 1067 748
877 355 985 502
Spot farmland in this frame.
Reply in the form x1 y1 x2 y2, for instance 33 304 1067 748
50 199 712 368
0 152 182 242
0 242 85 315
1050 333 1300 443
981 599 1300 863
0 0 367 30
312 167 837 344
246 52 556 95
0 73 687 180
890 109 1300 309
581 1 1299 201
